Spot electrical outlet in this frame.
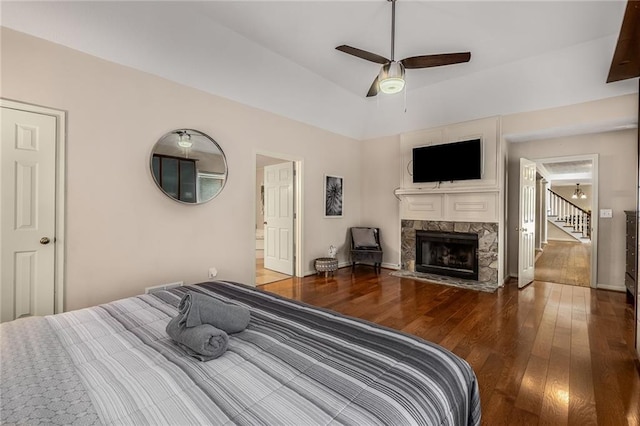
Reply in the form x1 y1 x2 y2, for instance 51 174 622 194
208 267 218 279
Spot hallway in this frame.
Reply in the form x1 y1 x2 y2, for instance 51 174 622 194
535 240 591 287
255 255 291 286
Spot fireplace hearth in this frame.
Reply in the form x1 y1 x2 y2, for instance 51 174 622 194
415 230 479 280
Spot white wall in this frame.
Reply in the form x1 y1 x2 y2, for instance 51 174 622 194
1 28 362 310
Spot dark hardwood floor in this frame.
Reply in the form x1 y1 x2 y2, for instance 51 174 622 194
261 267 640 425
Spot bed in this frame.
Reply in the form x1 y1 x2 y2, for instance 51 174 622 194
0 281 481 425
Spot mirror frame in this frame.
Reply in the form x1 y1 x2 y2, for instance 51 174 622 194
150 128 228 205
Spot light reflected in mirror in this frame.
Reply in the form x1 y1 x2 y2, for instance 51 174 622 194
150 129 227 204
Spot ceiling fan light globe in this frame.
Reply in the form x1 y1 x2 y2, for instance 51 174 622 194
177 133 193 148
379 77 405 94
378 61 405 94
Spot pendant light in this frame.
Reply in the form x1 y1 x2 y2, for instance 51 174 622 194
572 183 587 200
177 131 192 148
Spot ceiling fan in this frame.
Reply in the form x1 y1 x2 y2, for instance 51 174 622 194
336 0 471 97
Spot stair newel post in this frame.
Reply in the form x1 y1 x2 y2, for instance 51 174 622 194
582 213 589 237
585 210 590 237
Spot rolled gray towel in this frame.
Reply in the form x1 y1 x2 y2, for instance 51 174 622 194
166 316 228 361
178 291 250 334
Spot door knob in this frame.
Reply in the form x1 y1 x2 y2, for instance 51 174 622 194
40 237 51 245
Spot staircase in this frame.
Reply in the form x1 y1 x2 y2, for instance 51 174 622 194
547 189 591 243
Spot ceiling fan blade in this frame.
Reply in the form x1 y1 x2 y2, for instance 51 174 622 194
336 45 390 65
366 76 380 97
400 52 471 69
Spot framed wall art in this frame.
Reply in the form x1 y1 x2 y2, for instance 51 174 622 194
324 175 343 218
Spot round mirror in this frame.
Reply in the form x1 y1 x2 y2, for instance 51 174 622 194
150 129 227 204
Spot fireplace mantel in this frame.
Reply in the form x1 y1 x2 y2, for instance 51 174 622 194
395 187 499 196
397 188 500 223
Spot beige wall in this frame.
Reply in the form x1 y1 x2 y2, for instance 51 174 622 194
550 184 593 212
360 135 402 268
507 127 637 289
3 27 638 311
547 223 579 242
1 28 363 310
359 95 637 291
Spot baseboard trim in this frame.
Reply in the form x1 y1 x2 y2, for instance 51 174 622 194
596 284 626 292
382 262 400 270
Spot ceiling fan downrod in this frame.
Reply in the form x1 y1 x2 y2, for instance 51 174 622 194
390 0 396 61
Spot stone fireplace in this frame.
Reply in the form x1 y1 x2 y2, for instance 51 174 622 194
415 230 479 280
401 220 498 291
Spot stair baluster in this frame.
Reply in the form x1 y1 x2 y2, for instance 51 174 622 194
546 189 591 241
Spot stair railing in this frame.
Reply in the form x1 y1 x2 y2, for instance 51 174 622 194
547 189 591 239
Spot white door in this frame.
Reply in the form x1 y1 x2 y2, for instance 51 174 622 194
1 107 57 322
263 162 294 275
518 158 537 288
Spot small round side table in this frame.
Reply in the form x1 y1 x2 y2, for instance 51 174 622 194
314 257 339 277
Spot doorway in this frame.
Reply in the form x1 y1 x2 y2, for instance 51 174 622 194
254 153 303 286
533 154 598 288
0 99 66 322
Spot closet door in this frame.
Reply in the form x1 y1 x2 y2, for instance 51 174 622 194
152 154 196 202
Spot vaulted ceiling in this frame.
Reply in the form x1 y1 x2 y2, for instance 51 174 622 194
1 1 638 140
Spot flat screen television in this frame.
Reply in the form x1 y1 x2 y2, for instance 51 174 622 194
412 138 482 183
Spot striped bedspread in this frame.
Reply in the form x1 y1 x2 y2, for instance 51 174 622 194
1 281 481 425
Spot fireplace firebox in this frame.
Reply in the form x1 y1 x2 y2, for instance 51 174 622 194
415 230 479 280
